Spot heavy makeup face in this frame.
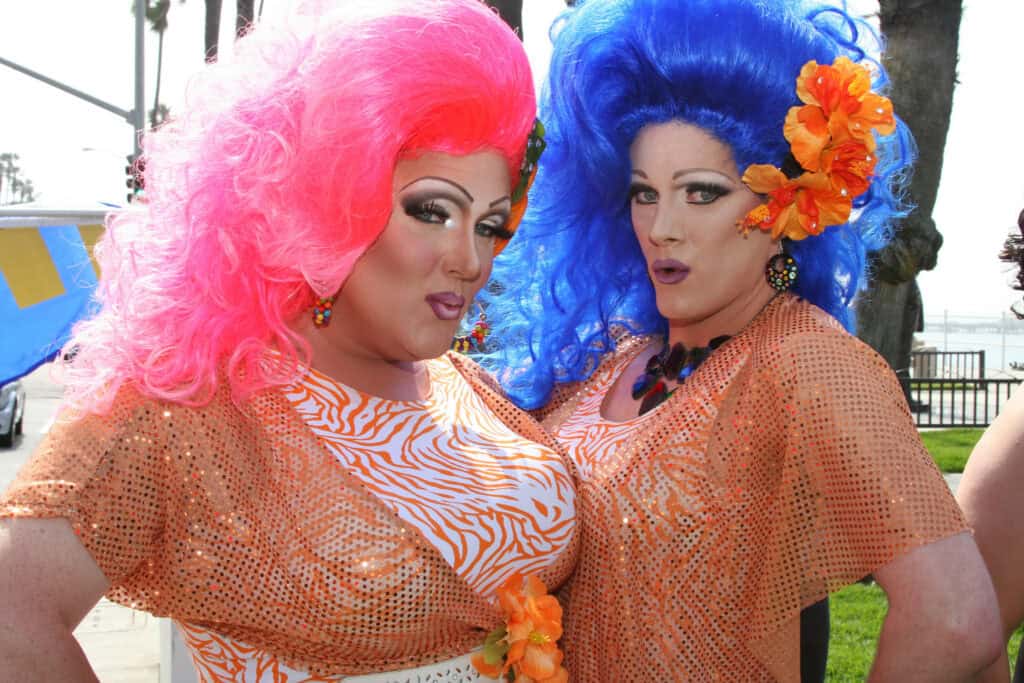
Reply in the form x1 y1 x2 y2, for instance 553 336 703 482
331 150 511 362
628 121 779 339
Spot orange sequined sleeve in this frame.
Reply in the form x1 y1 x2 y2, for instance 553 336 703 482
1 392 167 587
746 326 968 676
1 371 572 675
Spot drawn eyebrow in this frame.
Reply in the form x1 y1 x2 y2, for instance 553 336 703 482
632 168 735 183
400 176 474 203
673 168 734 182
489 195 511 208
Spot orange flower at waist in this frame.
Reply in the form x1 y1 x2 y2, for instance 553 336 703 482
471 573 569 683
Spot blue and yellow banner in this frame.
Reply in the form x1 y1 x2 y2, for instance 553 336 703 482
0 209 108 385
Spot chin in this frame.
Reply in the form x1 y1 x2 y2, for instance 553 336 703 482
404 329 459 362
658 304 722 327
655 296 695 322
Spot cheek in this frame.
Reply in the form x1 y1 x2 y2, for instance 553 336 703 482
474 238 496 286
721 235 775 279
345 232 436 311
631 204 655 238
379 224 438 275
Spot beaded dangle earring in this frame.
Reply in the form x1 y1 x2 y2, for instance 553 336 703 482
452 309 490 354
312 296 335 328
765 250 798 292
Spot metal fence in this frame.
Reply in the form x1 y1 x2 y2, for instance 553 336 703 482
908 349 1020 427
911 349 987 380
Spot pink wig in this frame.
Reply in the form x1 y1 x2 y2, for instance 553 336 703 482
63 0 536 412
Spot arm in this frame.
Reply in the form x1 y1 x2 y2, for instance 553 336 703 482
0 517 110 680
956 389 1024 682
868 531 1003 682
775 323 1001 681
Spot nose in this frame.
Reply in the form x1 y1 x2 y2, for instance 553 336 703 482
444 227 484 282
647 202 683 246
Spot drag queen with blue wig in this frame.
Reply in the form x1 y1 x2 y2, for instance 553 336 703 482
484 0 1002 680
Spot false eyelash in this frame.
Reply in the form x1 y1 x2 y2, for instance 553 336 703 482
684 181 730 196
403 198 449 221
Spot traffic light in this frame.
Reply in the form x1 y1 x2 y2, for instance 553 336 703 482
125 154 146 203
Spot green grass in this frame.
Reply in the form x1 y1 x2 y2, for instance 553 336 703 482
829 581 1024 680
915 382 980 390
828 582 887 681
919 427 984 473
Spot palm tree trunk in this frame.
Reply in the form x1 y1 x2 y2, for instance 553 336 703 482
856 0 962 392
236 0 255 36
205 0 222 61
152 29 165 128
0 153 8 202
486 0 523 39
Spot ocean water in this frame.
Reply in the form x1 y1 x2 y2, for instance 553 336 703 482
916 330 1024 375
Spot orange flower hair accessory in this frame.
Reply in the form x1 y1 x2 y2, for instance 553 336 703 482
471 572 569 683
740 56 895 240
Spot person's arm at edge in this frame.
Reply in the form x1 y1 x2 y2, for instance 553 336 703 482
956 388 1024 683
782 326 1003 682
0 517 110 681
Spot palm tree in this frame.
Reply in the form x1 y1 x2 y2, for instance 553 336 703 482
204 0 255 61
486 1 523 39
0 153 36 206
0 153 12 202
19 180 35 204
146 0 171 127
855 0 962 398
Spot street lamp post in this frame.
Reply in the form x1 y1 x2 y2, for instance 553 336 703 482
0 2 145 158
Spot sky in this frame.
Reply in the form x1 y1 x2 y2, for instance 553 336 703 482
1 1 1021 321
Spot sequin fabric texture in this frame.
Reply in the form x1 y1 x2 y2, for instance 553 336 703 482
0 353 577 679
542 294 967 682
178 356 576 681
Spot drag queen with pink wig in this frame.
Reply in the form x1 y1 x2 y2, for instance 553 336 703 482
0 2 575 681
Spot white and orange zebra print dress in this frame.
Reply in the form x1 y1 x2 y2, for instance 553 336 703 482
177 354 577 681
2 353 577 682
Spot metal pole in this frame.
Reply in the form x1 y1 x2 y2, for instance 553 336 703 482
134 0 146 157
1002 311 1007 371
943 310 948 352
0 55 132 122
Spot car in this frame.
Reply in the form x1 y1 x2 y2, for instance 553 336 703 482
0 379 25 448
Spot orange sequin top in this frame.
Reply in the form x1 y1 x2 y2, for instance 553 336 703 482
540 293 967 682
0 353 577 679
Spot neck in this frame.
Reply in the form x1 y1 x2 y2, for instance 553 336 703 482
292 317 430 401
666 285 778 349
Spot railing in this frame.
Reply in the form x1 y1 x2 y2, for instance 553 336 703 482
908 350 1020 428
911 349 986 380
908 378 1019 428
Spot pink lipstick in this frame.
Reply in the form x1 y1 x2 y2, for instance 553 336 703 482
651 258 690 285
425 292 465 321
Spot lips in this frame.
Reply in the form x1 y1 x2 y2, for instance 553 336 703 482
425 292 466 321
651 258 690 285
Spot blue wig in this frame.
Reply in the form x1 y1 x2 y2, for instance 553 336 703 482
482 0 915 409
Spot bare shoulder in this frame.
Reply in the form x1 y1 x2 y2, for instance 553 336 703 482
958 388 1024 520
960 388 1024 489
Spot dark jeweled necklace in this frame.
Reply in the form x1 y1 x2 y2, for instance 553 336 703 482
631 335 732 416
